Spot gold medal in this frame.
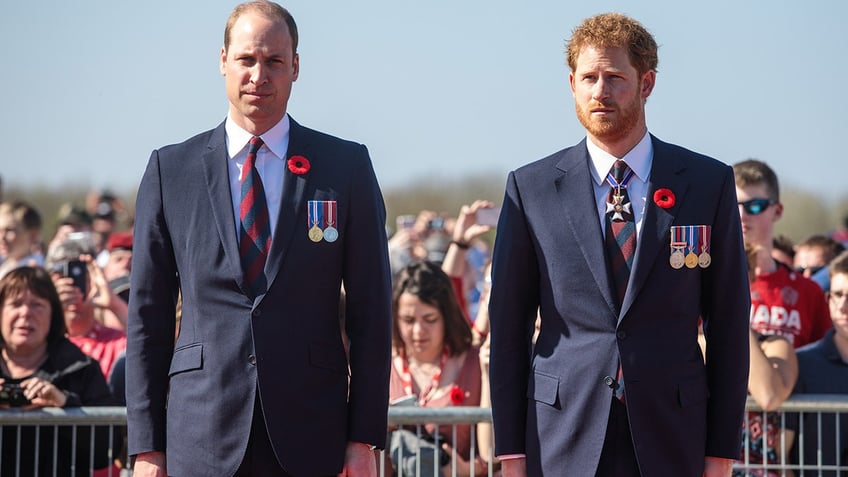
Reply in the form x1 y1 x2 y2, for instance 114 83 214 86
698 252 711 268
685 252 699 269
308 224 324 242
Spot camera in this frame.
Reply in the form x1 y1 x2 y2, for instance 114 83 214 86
427 217 445 231
0 382 31 407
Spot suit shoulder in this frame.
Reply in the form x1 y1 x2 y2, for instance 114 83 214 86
297 123 365 150
652 136 730 172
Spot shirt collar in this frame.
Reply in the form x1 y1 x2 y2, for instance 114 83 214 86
587 131 653 186
225 114 290 161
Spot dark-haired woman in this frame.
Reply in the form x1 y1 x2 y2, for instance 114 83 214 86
389 261 489 476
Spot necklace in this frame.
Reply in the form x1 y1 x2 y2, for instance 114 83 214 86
400 347 449 406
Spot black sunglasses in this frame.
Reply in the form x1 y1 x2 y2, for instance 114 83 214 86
738 198 776 215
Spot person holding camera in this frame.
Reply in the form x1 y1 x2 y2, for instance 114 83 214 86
0 266 116 476
46 238 127 379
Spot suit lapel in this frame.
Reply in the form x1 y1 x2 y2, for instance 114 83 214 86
620 136 688 318
262 117 309 300
557 140 618 316
200 123 247 291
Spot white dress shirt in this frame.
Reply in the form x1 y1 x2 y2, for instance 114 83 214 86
225 114 291 239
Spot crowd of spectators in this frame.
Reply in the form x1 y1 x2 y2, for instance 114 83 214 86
1 167 847 475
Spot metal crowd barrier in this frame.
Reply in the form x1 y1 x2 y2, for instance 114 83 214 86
0 396 844 476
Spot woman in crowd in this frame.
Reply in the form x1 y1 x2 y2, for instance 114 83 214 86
0 266 116 476
389 260 489 476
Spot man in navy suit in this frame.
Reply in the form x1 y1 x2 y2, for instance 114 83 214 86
488 13 750 477
126 2 392 476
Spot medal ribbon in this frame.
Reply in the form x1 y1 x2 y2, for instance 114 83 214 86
400 347 449 406
605 167 636 192
325 201 335 227
700 225 710 253
687 225 697 255
308 200 323 227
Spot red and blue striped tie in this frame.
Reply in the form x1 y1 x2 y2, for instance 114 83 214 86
604 160 636 403
239 136 270 297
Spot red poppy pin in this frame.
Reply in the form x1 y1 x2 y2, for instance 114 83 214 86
449 385 465 405
287 155 310 175
653 188 675 209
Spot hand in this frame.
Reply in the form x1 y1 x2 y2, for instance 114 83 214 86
500 457 527 477
84 255 113 309
441 443 490 477
337 441 377 477
703 456 733 477
133 451 167 477
453 200 495 245
20 377 67 408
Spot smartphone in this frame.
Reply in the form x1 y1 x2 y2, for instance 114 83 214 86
64 260 88 296
476 206 501 227
428 217 445 231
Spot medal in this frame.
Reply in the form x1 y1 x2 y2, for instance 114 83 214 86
605 167 635 222
685 252 699 268
323 227 338 242
698 225 711 268
307 201 323 242
323 201 338 242
685 225 698 268
669 227 685 269
670 246 686 269
308 225 324 242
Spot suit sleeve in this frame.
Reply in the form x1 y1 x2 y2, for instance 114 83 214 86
125 150 180 456
702 166 751 458
341 144 393 448
488 171 541 456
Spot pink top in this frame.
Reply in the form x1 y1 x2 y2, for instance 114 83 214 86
390 345 482 460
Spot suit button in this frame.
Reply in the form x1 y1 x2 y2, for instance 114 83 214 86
616 330 627 340
248 355 256 365
252 309 262 317
603 376 615 388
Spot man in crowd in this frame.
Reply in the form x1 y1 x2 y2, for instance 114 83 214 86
788 251 848 476
734 159 831 348
488 12 749 477
126 2 392 476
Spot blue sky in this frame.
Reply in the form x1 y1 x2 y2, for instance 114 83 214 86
2 1 846 200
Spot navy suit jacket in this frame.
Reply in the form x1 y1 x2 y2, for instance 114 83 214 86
488 136 750 477
126 117 392 477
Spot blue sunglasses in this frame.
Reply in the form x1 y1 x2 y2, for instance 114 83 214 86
738 198 776 215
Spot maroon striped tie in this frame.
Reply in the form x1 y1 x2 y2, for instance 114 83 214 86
604 160 636 403
239 136 270 297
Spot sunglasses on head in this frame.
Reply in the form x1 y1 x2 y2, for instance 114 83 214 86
738 198 777 215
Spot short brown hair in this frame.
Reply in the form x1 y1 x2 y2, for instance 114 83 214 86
391 261 472 356
224 1 298 56
566 13 659 77
733 159 780 202
797 235 845 261
829 250 848 280
0 267 67 349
